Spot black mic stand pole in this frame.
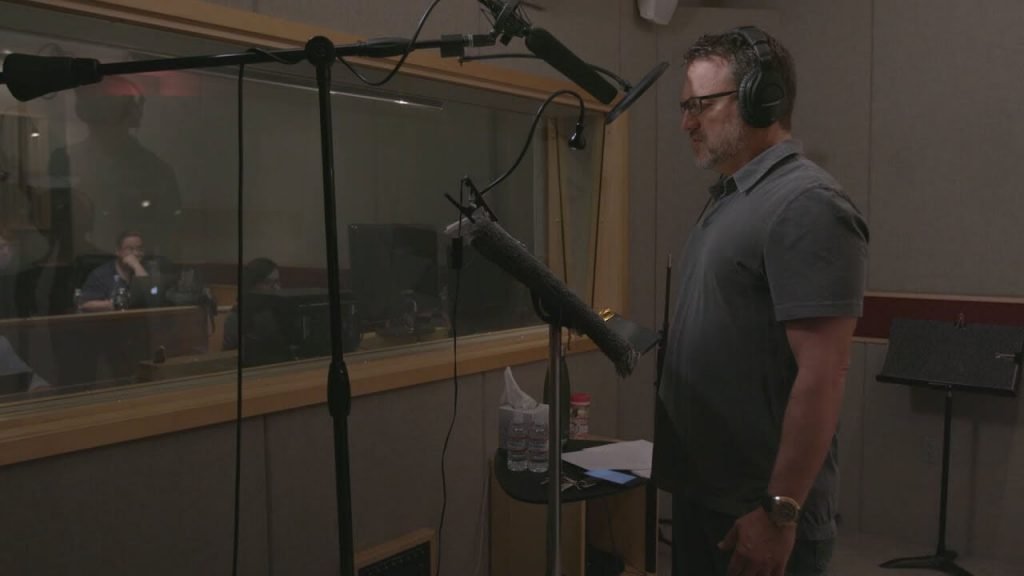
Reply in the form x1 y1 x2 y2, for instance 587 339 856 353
531 293 564 576
305 36 356 576
646 253 672 570
1 32 496 576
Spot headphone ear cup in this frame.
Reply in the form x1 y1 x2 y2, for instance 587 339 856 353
740 67 785 128
738 68 761 127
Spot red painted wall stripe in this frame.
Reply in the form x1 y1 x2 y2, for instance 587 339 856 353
857 295 1024 339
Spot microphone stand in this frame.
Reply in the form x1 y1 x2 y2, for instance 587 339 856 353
531 292 566 576
648 254 672 566
1 32 494 576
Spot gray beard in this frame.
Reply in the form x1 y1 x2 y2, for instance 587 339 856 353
694 118 746 170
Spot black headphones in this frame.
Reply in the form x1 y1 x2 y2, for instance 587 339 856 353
733 26 787 128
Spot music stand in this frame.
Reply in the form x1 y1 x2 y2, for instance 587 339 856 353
876 318 1024 576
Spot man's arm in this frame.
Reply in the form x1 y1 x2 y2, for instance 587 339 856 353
720 315 856 576
79 298 114 312
78 265 116 312
769 315 856 504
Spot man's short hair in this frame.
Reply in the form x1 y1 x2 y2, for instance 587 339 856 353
683 28 797 129
116 230 143 249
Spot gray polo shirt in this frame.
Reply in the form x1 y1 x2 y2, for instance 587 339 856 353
658 139 868 540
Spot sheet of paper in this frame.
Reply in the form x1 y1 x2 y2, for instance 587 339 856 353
561 439 652 477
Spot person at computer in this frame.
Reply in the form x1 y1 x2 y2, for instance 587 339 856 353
78 230 151 312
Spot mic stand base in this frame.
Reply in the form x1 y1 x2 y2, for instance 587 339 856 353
880 552 973 576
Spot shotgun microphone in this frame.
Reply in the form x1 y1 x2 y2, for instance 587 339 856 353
446 211 637 377
479 1 618 104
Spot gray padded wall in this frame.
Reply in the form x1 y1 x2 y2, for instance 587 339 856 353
870 1 1024 295
0 420 270 576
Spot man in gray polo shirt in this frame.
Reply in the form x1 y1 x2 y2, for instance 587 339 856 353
654 27 869 576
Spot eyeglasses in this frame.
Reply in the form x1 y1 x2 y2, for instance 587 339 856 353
679 90 738 117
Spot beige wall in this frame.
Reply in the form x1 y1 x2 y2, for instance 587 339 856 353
5 0 1024 573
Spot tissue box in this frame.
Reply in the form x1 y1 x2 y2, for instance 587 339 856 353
498 404 548 450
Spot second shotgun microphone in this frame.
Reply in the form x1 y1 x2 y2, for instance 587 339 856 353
446 211 637 377
479 0 618 104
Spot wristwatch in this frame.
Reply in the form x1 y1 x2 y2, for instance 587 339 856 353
761 494 801 528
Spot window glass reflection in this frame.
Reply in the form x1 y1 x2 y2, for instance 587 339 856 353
0 12 604 402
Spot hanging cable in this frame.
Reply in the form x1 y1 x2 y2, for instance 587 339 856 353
479 89 585 198
435 179 467 576
231 62 246 576
338 0 443 86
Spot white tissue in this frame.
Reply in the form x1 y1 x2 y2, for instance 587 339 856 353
500 366 537 410
497 366 548 450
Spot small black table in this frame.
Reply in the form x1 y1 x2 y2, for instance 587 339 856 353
494 439 646 504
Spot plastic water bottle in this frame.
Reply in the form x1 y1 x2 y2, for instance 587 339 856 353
506 414 528 472
527 415 548 473
113 286 130 310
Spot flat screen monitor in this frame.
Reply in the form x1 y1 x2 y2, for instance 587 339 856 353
243 288 359 366
347 223 440 335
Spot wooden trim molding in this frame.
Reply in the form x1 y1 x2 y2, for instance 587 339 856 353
592 114 629 314
0 327 598 466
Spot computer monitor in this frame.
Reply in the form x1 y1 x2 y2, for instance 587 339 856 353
446 243 535 335
347 223 441 336
243 288 360 366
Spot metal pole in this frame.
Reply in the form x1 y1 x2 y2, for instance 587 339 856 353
546 322 563 576
307 36 355 576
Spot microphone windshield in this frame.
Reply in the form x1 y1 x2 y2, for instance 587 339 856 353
605 61 668 125
449 213 637 377
3 54 103 102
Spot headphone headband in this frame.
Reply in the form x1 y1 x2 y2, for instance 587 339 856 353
734 26 774 68
731 25 786 128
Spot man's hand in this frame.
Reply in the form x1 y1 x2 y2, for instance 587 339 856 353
718 508 796 576
121 253 148 277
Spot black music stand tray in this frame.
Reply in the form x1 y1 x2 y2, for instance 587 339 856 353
876 318 1024 576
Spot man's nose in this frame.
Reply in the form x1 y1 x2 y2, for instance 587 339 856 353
681 110 698 132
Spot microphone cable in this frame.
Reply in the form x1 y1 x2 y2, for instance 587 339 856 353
436 180 468 576
229 48 299 576
479 89 585 197
231 61 246 576
338 0 443 86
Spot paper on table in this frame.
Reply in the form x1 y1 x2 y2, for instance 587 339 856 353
562 439 653 478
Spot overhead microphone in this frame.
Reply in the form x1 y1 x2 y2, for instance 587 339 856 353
2 53 102 102
605 61 669 125
479 0 619 105
524 29 618 105
446 209 638 377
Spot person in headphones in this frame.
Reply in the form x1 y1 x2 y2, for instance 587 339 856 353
48 76 182 261
654 27 869 576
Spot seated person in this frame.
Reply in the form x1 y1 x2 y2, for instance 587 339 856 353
78 230 158 312
222 257 281 352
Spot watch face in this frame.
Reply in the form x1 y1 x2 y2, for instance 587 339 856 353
775 500 799 524
766 496 800 526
